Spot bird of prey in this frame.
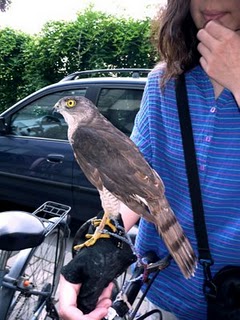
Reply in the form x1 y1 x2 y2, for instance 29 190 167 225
54 96 197 279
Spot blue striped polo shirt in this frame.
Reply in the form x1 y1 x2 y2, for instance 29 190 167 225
131 64 240 320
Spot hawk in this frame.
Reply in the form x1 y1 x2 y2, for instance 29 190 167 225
54 96 197 279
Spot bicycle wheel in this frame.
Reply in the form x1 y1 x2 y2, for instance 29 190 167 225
6 225 66 320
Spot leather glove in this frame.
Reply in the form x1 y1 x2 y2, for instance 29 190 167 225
61 212 137 314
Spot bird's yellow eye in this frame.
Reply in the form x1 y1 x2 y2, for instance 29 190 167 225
66 99 76 108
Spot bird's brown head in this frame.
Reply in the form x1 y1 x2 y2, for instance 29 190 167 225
54 96 99 125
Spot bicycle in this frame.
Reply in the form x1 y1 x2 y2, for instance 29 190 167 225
0 201 71 320
107 252 172 320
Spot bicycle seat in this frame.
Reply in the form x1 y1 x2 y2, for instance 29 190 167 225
0 211 45 251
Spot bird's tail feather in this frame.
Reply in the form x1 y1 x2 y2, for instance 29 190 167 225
151 199 197 279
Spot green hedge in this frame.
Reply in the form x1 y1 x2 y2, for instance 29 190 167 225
0 7 158 113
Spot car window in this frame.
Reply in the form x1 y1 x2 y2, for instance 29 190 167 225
97 88 143 135
9 89 86 140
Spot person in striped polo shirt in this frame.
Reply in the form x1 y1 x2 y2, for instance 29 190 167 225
58 1 240 319
120 1 240 319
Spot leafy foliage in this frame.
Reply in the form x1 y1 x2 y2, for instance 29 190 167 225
0 28 31 110
0 7 159 112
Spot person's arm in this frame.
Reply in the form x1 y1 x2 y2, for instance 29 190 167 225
58 275 113 320
119 202 140 231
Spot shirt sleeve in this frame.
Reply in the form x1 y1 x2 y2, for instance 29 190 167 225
130 67 163 166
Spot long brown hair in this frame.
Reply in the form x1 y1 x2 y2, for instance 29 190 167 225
157 0 200 83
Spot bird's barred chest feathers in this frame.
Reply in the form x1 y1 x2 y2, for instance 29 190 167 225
67 122 80 143
99 187 120 218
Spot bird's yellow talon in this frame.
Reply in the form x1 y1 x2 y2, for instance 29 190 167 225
91 218 102 227
73 232 110 251
85 233 110 240
106 220 117 232
92 217 117 232
73 216 117 251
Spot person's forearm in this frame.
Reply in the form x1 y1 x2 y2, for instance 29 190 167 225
119 203 140 231
58 275 82 319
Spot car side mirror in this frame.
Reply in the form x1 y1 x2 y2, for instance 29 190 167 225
0 116 7 134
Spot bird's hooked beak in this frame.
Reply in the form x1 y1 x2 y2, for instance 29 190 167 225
53 102 59 111
53 102 61 114
52 100 71 125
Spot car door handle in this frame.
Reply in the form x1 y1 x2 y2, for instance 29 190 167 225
47 154 64 163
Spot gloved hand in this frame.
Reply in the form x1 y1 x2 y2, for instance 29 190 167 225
61 213 137 314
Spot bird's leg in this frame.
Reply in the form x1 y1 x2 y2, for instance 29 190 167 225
91 215 117 232
74 212 117 250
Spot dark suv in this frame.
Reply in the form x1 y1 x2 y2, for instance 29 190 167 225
0 69 149 222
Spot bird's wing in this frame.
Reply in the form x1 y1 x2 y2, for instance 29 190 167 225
71 124 197 278
71 123 164 222
71 124 163 200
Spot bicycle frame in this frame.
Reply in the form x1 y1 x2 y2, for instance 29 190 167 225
0 201 71 320
108 253 172 320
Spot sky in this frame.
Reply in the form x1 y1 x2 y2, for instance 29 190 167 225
0 0 167 34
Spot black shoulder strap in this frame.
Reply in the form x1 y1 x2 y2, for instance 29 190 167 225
175 73 213 264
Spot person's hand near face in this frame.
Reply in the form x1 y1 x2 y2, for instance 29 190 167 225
197 21 240 105
190 0 240 105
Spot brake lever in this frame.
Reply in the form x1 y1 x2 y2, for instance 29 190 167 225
146 254 172 273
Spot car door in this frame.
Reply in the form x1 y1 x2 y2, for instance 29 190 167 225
0 88 86 212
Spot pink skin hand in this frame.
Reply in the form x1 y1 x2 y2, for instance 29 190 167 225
58 275 114 320
197 20 240 105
